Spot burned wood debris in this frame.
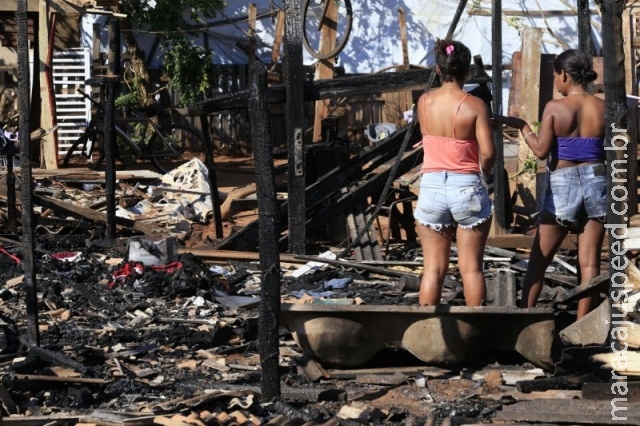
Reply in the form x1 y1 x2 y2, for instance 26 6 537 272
0 149 638 425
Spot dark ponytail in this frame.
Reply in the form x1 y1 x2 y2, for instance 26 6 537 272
553 49 597 85
435 38 471 83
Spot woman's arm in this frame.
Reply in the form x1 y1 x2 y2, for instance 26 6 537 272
498 104 557 160
475 102 496 176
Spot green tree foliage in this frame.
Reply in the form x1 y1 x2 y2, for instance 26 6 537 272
119 0 226 105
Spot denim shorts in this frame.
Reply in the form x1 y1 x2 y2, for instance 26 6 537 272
543 163 607 226
414 171 493 230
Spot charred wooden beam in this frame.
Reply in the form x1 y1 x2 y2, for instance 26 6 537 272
13 375 109 385
18 336 88 374
491 0 505 232
33 194 153 234
188 67 490 115
284 0 306 254
218 125 419 251
199 113 224 238
303 149 423 237
249 62 281 402
516 374 600 393
17 0 38 347
218 123 420 251
293 254 418 279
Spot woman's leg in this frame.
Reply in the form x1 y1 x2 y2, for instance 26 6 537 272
576 218 606 318
520 211 569 308
456 217 492 306
417 224 454 305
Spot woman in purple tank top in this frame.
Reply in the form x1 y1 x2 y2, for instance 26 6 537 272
498 49 605 319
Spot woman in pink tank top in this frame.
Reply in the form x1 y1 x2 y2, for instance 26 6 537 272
414 39 496 306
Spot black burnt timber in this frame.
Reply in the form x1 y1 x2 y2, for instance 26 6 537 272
32 194 153 234
284 0 306 254
249 63 281 402
18 336 88 374
218 125 418 251
293 255 418 279
199 113 224 238
177 381 346 404
17 0 38 347
0 383 17 414
188 67 490 115
553 272 610 305
516 373 600 393
491 0 505 231
602 0 632 362
303 149 423 238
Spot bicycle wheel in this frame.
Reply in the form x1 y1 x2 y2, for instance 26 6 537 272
149 123 204 174
302 0 353 60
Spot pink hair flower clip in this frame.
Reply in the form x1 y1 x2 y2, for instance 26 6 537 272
446 44 455 56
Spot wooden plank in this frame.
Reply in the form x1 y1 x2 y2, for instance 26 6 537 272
398 7 409 67
494 399 640 424
271 9 285 64
39 2 58 170
624 7 636 95
516 27 542 213
247 3 257 67
293 254 416 278
13 374 109 385
311 0 338 142
583 382 640 402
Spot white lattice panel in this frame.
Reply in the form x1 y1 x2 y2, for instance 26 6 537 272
52 48 92 158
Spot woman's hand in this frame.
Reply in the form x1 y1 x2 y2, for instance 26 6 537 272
494 115 527 130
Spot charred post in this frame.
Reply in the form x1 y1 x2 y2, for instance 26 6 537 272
284 0 307 254
199 113 224 238
249 62 281 401
577 0 593 57
492 0 505 231
17 0 39 346
601 0 630 356
6 145 16 233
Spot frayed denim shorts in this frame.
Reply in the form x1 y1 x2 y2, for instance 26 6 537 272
414 171 493 231
543 163 607 226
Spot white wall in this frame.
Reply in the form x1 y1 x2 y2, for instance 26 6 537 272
80 0 604 110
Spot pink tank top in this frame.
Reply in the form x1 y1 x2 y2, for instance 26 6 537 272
420 93 480 174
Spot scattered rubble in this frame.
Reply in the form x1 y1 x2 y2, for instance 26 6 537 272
0 156 638 426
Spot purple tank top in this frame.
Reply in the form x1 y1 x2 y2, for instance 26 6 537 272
554 137 604 162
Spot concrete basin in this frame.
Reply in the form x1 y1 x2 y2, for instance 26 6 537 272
280 304 555 370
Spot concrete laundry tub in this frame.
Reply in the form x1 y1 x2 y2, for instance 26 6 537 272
280 304 556 370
